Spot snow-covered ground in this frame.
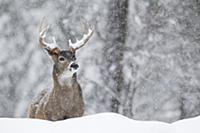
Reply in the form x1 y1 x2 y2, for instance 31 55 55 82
0 113 200 133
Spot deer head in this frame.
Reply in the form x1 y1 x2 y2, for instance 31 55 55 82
39 19 94 78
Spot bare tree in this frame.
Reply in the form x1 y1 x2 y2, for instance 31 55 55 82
100 0 129 114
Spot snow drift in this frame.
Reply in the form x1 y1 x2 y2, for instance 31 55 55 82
1 113 200 133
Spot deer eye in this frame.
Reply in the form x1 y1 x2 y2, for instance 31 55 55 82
58 57 65 62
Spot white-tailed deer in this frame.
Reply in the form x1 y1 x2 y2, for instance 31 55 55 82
28 19 93 121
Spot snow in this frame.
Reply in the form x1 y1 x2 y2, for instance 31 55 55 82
1 0 200 123
1 113 200 133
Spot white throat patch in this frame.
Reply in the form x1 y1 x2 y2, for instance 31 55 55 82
58 62 78 86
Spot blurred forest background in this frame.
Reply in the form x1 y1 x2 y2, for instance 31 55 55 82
1 0 200 123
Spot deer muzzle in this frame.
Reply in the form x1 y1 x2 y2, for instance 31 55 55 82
70 63 79 70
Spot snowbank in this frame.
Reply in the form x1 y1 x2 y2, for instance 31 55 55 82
0 113 200 133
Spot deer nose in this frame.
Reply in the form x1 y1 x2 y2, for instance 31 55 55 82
70 63 79 69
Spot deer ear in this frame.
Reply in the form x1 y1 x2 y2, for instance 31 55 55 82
69 47 76 54
45 47 60 62
46 47 60 56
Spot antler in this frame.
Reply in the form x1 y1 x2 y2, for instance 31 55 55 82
68 23 94 51
39 18 60 55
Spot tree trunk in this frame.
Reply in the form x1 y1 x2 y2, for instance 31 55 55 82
103 0 129 113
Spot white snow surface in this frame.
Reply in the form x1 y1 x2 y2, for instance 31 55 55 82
1 113 200 133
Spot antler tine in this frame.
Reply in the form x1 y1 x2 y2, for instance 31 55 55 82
39 18 48 47
69 22 94 51
39 18 58 51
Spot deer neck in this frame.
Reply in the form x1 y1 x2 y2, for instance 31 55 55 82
52 65 77 91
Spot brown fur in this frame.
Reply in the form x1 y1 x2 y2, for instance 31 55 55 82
29 19 93 121
28 73 84 121
28 50 84 121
